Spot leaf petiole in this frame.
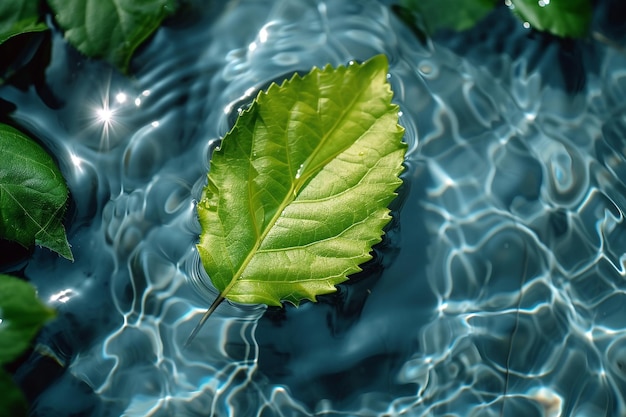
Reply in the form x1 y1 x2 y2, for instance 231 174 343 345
184 293 225 347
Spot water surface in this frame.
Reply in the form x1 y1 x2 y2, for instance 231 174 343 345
2 1 626 416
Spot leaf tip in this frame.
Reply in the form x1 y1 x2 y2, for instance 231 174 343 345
36 234 74 262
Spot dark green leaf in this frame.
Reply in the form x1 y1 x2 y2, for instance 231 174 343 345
0 124 73 260
391 4 429 45
510 0 592 38
0 0 48 45
48 0 178 72
0 274 55 364
190 55 405 342
0 369 27 417
402 0 498 34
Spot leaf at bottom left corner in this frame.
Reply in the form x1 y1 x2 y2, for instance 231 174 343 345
0 123 73 260
0 369 27 417
0 274 56 364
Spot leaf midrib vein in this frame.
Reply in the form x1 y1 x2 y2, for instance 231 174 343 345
294 71 375 193
234 274 360 285
255 153 396 254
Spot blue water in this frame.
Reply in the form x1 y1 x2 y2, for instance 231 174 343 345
1 0 626 416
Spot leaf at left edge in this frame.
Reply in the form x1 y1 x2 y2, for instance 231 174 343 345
0 124 73 261
0 274 54 417
48 0 178 72
0 274 56 365
0 369 28 417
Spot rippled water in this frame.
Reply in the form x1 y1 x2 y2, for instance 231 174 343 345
2 0 626 416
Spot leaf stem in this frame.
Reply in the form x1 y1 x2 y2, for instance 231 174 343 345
184 293 226 348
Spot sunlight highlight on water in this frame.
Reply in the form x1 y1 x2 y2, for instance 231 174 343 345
1 0 626 416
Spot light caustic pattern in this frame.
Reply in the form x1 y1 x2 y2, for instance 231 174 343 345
2 0 626 416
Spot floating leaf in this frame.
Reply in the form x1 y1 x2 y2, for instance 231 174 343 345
0 124 73 260
48 0 177 72
0 0 48 45
0 274 55 364
510 0 592 38
401 0 498 34
189 55 405 343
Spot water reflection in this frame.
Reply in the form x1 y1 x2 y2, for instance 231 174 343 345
0 0 625 416
49 289 77 304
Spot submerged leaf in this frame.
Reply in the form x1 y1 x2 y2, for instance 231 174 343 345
510 0 592 38
0 124 73 260
0 0 48 45
0 274 55 364
401 0 498 34
190 55 405 341
48 0 177 72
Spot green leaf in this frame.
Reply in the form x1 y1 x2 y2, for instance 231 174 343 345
47 0 177 72
0 369 27 417
0 0 48 45
0 124 73 260
190 55 405 342
0 274 55 364
0 0 49 88
401 0 498 34
0 273 53 417
510 0 592 38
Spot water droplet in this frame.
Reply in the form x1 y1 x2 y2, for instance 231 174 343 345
295 164 304 179
523 22 531 29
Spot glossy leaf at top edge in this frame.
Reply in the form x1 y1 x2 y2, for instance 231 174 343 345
402 0 498 34
0 274 56 364
47 0 178 72
0 369 27 417
0 0 48 45
197 54 406 308
510 0 592 38
0 124 73 260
